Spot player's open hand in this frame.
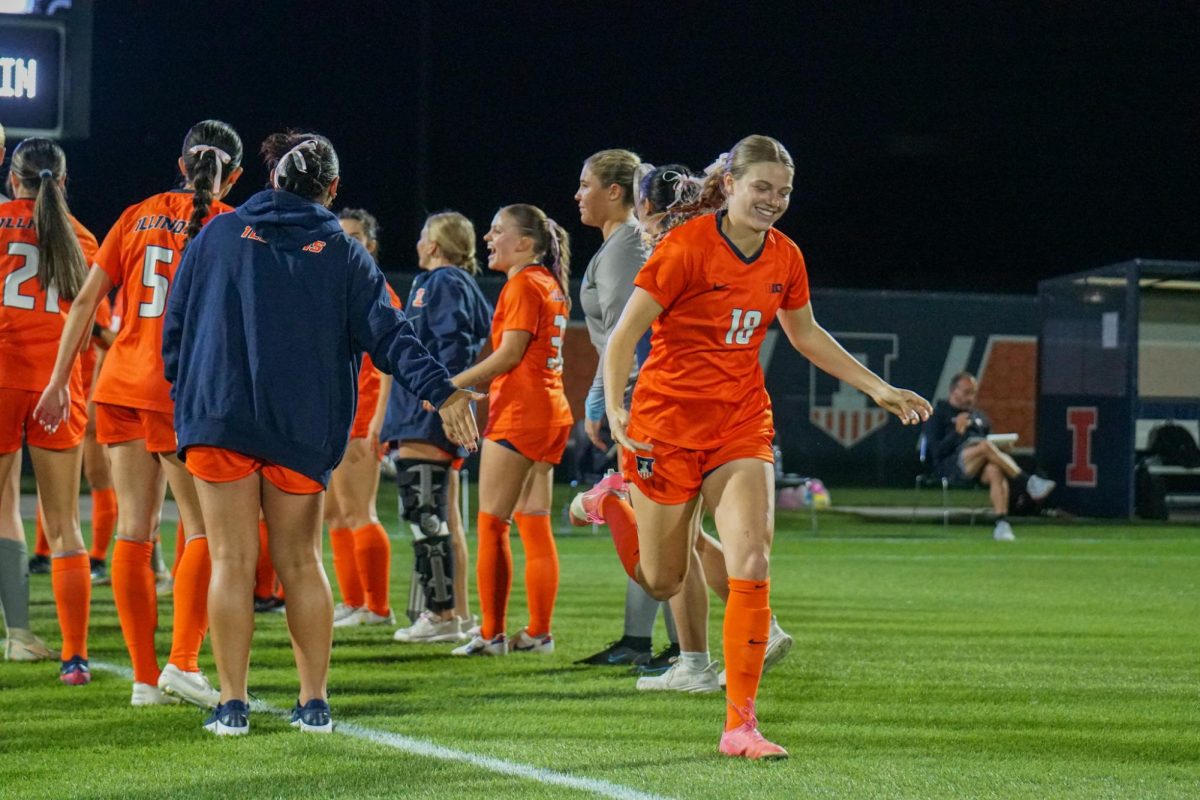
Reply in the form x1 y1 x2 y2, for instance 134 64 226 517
606 405 651 452
33 381 71 434
438 389 484 452
873 386 932 426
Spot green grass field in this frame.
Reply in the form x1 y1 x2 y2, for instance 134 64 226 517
3 484 1198 799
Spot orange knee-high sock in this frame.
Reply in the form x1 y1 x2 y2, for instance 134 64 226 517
51 553 91 660
34 509 50 557
353 522 392 617
330 526 365 608
167 536 210 672
88 488 117 562
111 539 160 685
476 512 512 640
254 521 276 599
514 512 558 637
171 521 186 576
601 494 639 579
723 577 772 730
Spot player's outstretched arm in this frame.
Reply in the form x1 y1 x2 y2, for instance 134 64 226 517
603 288 663 451
777 304 931 426
449 329 531 390
34 265 114 432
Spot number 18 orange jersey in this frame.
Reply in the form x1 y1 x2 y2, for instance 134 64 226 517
630 212 810 450
92 191 231 413
483 264 572 436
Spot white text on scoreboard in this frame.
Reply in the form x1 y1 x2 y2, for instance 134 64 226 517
0 56 37 99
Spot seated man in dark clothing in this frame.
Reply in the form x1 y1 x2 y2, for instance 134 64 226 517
925 372 1055 541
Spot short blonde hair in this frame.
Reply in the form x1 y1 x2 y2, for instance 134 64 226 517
424 211 478 274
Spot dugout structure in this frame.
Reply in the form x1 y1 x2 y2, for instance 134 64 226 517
1038 260 1200 518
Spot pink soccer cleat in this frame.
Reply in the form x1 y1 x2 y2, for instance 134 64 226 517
718 700 788 760
568 470 629 526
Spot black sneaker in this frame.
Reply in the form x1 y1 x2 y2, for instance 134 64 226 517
89 558 110 586
253 596 285 614
290 698 333 733
28 554 50 575
574 640 652 667
635 643 680 676
203 699 249 736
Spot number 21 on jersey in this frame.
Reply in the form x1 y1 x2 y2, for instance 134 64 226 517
725 307 762 345
3 242 61 312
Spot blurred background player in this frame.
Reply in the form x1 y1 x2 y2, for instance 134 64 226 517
327 207 399 630
571 148 680 669
1 138 98 680
450 204 572 657
37 120 244 708
162 131 479 735
389 211 492 644
588 135 931 758
924 371 1056 541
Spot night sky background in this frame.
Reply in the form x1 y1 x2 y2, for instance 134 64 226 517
49 2 1200 294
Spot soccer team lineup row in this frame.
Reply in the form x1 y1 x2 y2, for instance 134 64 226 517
1 120 932 756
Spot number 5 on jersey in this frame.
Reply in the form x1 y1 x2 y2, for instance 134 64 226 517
725 307 762 345
139 245 173 318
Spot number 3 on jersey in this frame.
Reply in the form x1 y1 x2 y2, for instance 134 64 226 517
547 314 566 371
725 307 762 345
139 245 173 318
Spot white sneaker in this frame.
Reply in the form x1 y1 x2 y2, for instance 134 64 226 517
994 520 1016 541
131 681 181 706
4 628 57 662
333 603 362 624
158 663 220 708
1026 475 1056 501
334 607 396 628
511 629 554 654
763 616 794 673
636 659 720 693
393 611 466 643
451 633 508 656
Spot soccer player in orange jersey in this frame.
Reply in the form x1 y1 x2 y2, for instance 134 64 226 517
0 139 99 680
450 204 573 657
587 135 932 759
36 121 244 708
327 208 399 630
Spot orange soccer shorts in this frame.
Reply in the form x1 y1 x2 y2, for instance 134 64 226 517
486 424 571 465
184 446 324 495
621 423 775 506
0 387 86 453
94 402 177 454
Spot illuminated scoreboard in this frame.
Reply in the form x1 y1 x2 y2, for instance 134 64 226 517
0 3 91 138
0 18 62 133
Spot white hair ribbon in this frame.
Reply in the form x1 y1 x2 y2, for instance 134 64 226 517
272 140 319 188
187 144 232 191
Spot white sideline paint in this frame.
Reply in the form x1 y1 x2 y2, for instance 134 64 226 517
91 661 673 800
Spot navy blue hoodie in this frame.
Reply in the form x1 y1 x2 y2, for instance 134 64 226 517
380 265 492 456
163 189 457 485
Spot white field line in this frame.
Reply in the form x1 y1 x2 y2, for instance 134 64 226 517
91 661 674 800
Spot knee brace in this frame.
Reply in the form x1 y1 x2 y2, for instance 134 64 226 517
396 459 454 619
